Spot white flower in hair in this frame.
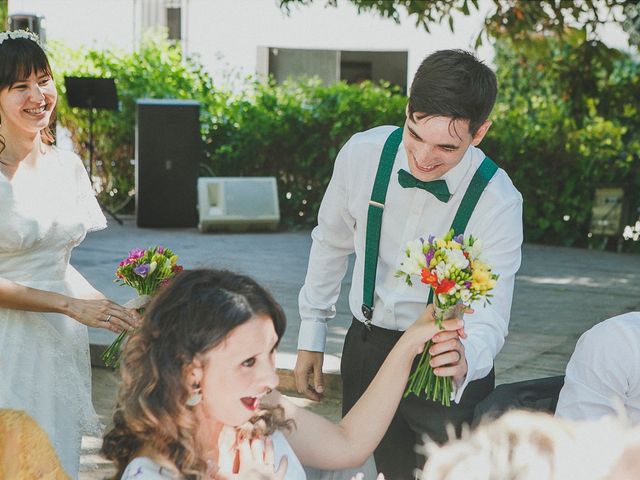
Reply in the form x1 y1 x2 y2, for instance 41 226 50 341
0 30 41 46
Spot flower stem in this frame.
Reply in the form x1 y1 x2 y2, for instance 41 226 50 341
403 303 456 406
102 330 128 368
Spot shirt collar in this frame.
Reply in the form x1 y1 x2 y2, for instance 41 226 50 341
396 143 474 195
440 146 474 195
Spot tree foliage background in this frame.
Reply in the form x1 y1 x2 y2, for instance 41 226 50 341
0 1 7 30
279 0 640 47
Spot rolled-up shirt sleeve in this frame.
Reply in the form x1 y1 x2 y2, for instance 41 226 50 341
298 139 357 352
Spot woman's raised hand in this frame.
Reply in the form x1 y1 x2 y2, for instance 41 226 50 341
403 304 467 355
65 298 140 333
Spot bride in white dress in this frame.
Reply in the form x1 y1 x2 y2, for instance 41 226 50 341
0 31 139 478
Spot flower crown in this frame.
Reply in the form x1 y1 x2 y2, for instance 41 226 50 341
0 30 41 46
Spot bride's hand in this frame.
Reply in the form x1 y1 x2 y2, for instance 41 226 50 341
64 297 140 333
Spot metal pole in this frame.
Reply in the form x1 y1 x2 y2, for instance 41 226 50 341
88 106 94 180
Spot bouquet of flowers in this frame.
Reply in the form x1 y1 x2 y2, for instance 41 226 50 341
102 246 183 367
396 229 498 406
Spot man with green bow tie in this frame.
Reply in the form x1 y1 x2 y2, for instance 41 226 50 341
295 49 523 479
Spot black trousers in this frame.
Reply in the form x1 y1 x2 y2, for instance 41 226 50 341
341 318 495 480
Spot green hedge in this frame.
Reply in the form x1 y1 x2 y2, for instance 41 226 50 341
203 79 406 226
50 34 640 249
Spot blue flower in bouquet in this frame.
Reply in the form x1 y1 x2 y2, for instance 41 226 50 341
133 264 150 277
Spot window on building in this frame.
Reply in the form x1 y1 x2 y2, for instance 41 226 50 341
340 50 408 93
259 47 408 93
166 7 181 41
340 61 373 85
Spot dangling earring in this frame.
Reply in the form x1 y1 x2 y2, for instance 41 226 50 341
186 383 202 407
38 136 46 155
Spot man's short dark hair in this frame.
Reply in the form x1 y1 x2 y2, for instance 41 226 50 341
408 49 497 136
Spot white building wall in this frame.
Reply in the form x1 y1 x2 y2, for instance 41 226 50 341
185 0 493 87
8 0 493 87
9 0 137 51
8 0 632 89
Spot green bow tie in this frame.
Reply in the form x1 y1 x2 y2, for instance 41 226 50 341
397 169 451 202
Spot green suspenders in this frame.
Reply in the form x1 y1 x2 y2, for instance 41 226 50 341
361 127 499 324
361 128 404 321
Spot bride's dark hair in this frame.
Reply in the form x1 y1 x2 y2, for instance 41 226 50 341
102 269 289 479
0 35 56 150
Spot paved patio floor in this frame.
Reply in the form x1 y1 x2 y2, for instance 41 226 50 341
75 217 640 478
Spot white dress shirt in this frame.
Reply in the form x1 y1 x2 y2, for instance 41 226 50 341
556 312 640 425
298 125 523 401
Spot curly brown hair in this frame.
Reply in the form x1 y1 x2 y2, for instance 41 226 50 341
101 269 290 479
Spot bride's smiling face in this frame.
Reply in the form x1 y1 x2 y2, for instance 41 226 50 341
0 70 57 136
195 314 280 427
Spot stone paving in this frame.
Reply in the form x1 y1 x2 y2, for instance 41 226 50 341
74 217 640 478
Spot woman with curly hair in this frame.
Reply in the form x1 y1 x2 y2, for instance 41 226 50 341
102 269 464 479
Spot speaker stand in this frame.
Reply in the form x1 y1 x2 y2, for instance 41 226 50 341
87 107 123 226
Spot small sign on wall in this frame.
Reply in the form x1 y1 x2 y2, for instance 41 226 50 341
590 186 625 236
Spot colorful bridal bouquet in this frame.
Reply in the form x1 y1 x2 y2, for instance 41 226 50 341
396 229 498 406
102 246 183 367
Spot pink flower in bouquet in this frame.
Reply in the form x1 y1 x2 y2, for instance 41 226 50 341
128 248 145 259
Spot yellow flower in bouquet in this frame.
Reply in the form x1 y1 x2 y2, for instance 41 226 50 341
471 260 495 292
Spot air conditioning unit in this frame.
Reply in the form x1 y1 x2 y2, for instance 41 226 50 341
198 177 280 232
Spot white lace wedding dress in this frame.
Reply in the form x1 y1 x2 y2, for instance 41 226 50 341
0 147 107 479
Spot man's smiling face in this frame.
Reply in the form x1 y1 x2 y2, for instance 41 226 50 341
403 112 491 182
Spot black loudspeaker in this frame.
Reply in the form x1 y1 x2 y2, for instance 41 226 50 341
135 99 201 227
